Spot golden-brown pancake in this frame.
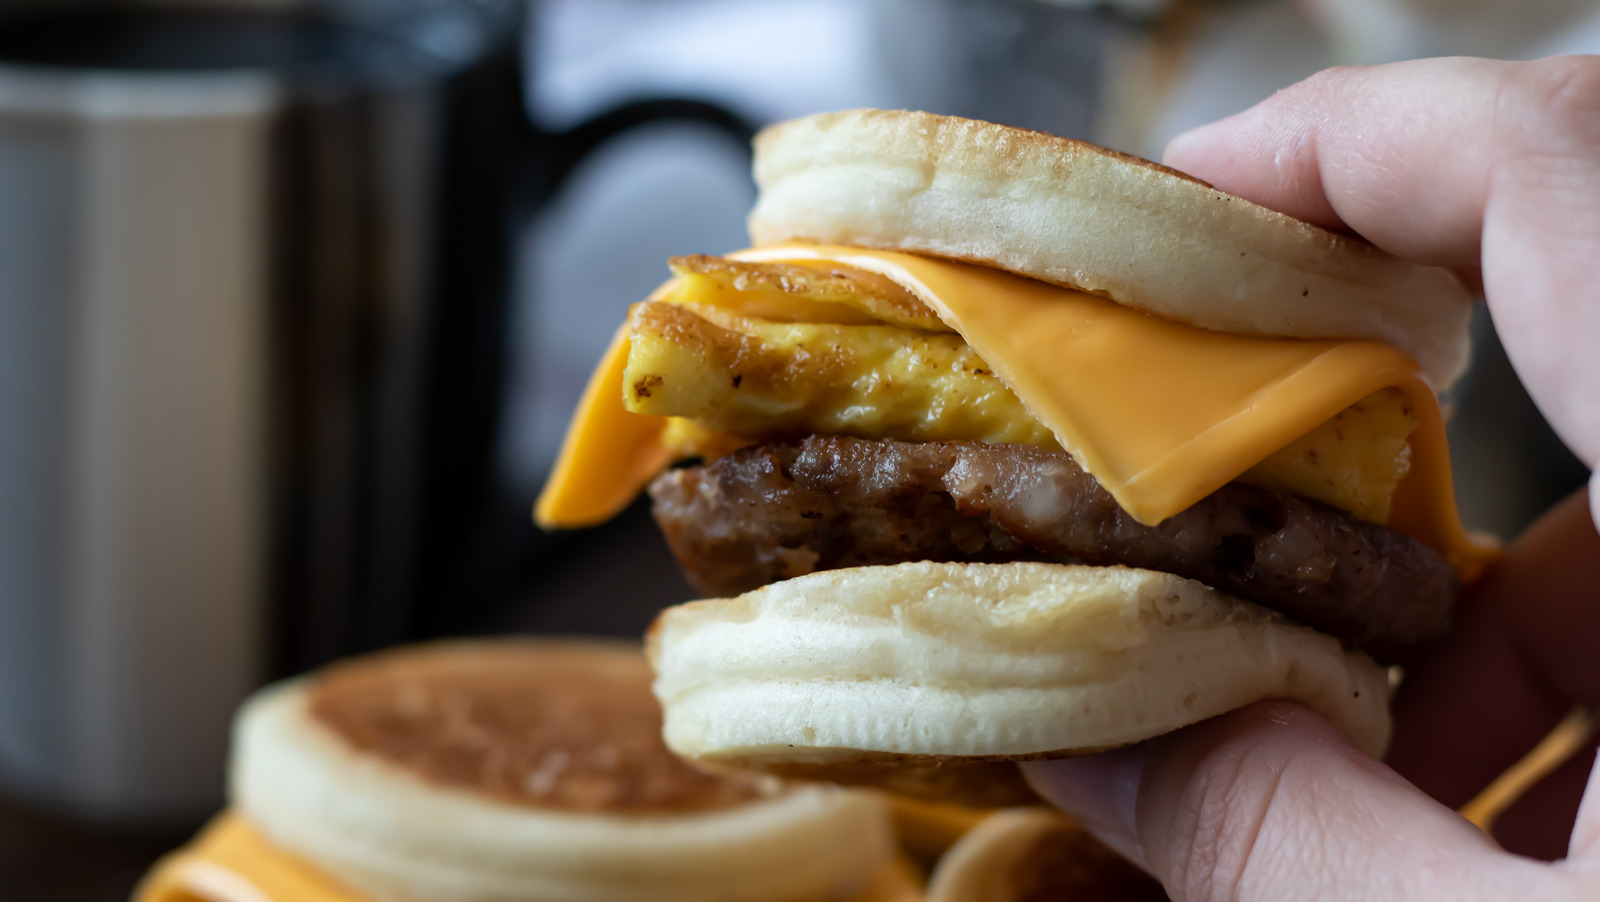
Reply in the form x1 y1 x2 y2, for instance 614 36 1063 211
650 563 1391 804
142 640 900 902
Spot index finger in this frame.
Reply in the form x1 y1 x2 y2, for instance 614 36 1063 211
1162 56 1600 469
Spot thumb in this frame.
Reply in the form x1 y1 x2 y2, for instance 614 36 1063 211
1022 702 1564 901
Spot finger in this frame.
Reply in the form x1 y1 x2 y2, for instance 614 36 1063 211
1571 747 1600 860
1163 56 1600 466
1388 490 1600 808
1481 58 1600 469
1161 58 1513 265
1027 703 1561 902
1021 746 1151 870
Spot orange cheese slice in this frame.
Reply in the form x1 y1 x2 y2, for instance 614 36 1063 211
133 812 364 902
533 324 669 530
859 855 929 902
891 796 995 865
535 245 1495 577
134 810 925 902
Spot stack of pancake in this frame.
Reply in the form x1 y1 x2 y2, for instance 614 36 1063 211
136 640 1159 902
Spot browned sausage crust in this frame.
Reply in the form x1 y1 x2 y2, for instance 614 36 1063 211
649 435 1454 661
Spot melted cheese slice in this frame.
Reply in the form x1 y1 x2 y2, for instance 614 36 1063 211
536 245 1495 578
533 324 670 530
891 797 994 865
134 811 926 902
133 813 362 902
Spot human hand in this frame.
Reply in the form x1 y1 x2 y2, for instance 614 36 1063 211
1024 56 1600 901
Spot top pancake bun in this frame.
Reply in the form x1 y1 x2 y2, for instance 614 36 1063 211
749 109 1474 390
231 639 894 902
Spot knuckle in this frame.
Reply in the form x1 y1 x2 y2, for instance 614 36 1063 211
1164 742 1288 902
1292 65 1369 106
1501 55 1600 151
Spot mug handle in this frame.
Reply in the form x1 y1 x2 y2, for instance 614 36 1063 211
533 98 757 204
424 95 758 627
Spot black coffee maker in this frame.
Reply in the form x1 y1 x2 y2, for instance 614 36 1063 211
0 0 751 820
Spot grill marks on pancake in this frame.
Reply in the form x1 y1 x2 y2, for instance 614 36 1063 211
307 646 772 814
648 436 1456 660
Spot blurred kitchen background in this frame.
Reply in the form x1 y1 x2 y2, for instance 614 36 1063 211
0 0 1594 897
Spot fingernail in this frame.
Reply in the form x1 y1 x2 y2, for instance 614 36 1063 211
1021 747 1146 863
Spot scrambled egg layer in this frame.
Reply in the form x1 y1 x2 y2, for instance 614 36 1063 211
1237 390 1415 522
628 265 1418 523
669 255 950 331
627 301 1056 448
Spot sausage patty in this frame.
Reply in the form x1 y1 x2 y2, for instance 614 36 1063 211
648 435 1455 660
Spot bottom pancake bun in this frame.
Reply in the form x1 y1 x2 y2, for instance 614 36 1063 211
648 562 1391 804
232 640 895 902
926 808 1165 902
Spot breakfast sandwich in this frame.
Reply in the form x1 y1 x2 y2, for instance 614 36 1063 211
135 640 914 902
535 110 1496 804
